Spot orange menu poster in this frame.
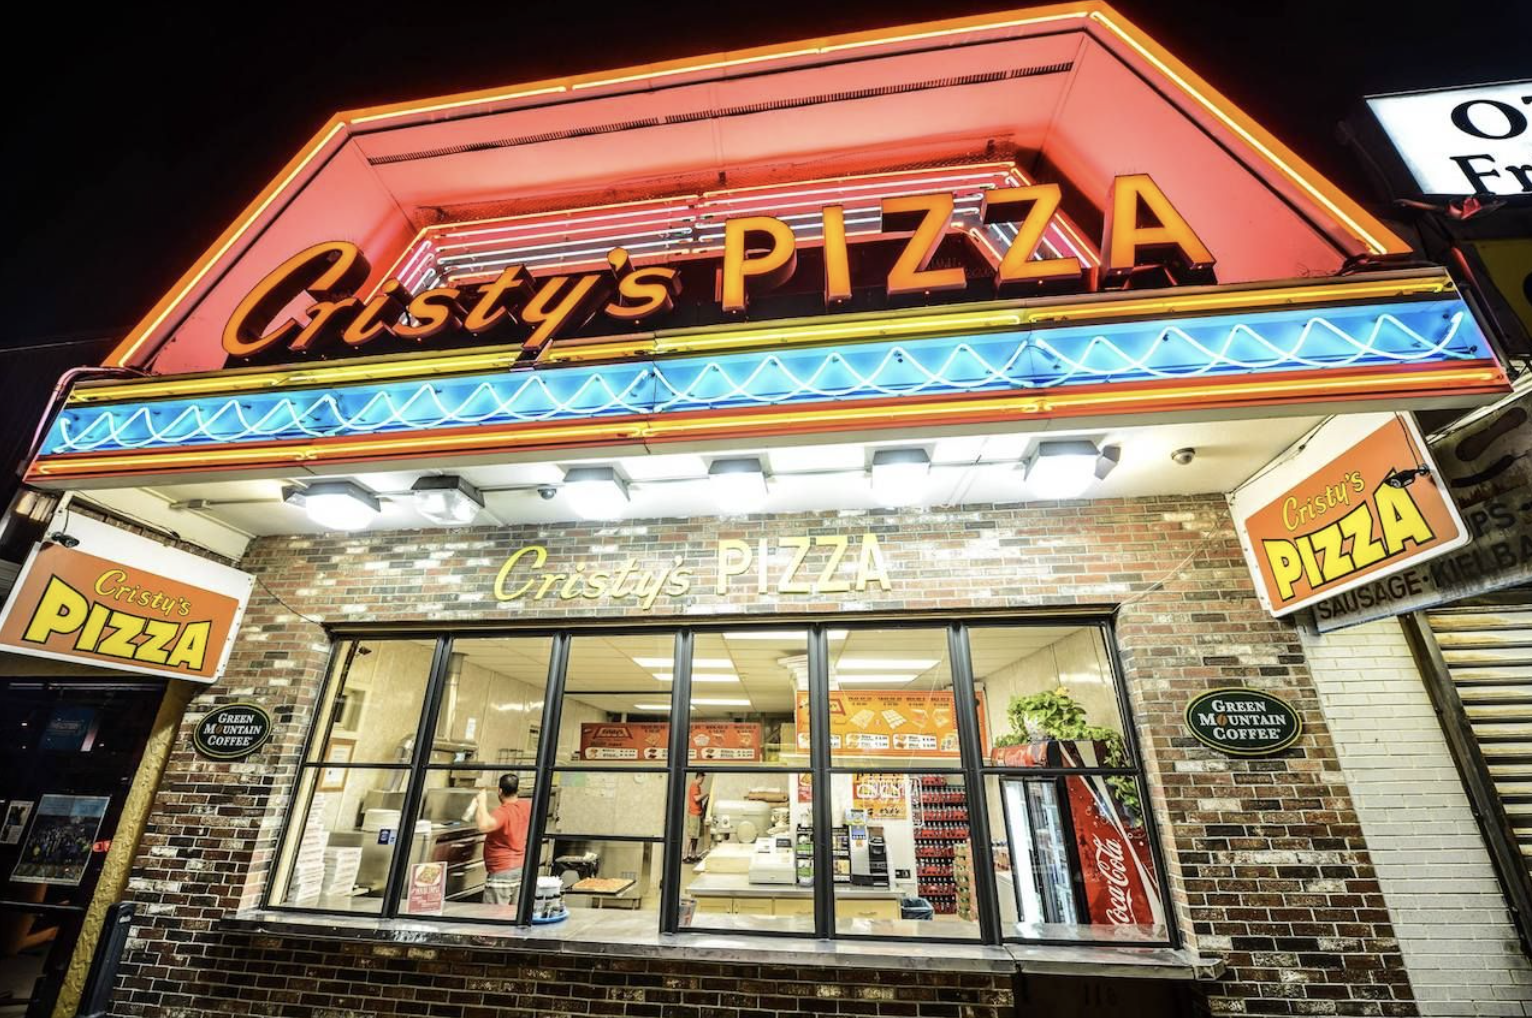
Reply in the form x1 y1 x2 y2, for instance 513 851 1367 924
578 722 763 762
794 691 986 759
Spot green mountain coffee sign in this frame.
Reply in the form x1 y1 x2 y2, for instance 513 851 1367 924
1184 688 1302 756
193 702 274 760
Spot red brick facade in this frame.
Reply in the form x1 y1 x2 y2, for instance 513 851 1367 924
113 495 1413 1017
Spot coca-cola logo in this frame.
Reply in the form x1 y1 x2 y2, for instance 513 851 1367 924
1092 835 1136 926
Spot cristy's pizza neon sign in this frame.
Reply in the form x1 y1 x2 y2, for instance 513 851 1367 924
224 172 1214 361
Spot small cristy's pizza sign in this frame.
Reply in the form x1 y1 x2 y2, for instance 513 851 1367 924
1184 688 1302 756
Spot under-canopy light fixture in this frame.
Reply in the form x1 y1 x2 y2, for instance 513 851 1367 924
411 474 485 525
563 466 629 520
870 448 931 508
283 480 381 532
1021 440 1121 500
708 457 768 515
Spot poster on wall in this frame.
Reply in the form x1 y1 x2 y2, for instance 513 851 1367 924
11 795 110 886
1 801 34 845
0 515 254 683
1229 413 1468 619
852 773 908 820
795 691 986 759
577 722 763 762
1312 391 1532 630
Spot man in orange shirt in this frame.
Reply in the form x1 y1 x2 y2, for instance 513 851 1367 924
475 773 532 906
684 773 709 863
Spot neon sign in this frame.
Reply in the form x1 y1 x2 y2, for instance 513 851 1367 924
223 172 1214 362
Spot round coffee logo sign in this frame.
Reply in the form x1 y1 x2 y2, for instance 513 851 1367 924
1185 688 1302 756
193 702 274 760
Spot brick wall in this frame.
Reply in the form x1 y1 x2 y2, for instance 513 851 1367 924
112 496 1417 1017
1303 618 1532 1018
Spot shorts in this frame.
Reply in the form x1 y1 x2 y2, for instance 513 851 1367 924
685 814 702 840
484 870 522 906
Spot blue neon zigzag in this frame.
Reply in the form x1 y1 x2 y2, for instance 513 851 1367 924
44 304 1486 455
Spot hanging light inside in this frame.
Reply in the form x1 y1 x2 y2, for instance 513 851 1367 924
870 448 931 507
1021 440 1120 499
563 466 629 520
284 480 381 532
410 475 485 525
708 457 768 515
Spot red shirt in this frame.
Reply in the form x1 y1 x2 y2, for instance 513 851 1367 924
483 798 531 875
687 781 705 817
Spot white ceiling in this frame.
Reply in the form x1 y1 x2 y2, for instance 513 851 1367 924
93 415 1321 548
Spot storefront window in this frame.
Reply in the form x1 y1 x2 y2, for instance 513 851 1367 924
393 635 552 922
271 640 437 914
677 768 809 934
271 620 1170 947
828 628 961 770
970 626 1165 943
687 630 806 767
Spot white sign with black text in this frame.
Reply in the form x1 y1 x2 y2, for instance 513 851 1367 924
1368 81 1532 196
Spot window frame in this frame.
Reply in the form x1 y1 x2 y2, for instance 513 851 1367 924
265 613 1178 949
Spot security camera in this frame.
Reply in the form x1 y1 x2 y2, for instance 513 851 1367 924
47 532 81 548
1170 448 1196 466
536 485 557 501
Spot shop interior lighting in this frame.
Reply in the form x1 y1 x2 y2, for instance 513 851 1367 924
410 474 485 525
831 674 920 684
708 457 769 515
690 698 752 707
834 658 940 670
632 703 675 712
870 448 931 508
282 480 382 531
653 673 740 683
635 658 734 669
1021 440 1120 499
562 466 629 520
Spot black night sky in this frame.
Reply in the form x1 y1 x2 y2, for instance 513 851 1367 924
1 0 1526 346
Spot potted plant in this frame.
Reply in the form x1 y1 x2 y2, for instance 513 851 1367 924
992 687 1141 821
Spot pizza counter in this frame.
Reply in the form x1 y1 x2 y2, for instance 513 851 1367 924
685 872 904 920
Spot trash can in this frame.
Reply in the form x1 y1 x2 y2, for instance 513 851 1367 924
900 895 934 921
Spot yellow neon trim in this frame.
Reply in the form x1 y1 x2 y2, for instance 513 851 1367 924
104 120 349 368
69 271 1457 406
34 364 1505 482
349 85 567 123
1087 10 1407 257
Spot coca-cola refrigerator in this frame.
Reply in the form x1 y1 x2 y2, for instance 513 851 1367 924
1000 778 1082 928
1000 774 1164 935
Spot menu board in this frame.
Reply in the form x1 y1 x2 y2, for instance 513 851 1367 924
794 691 986 758
578 722 763 762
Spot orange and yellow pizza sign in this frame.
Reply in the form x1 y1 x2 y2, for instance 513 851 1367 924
1236 415 1469 617
0 544 243 680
